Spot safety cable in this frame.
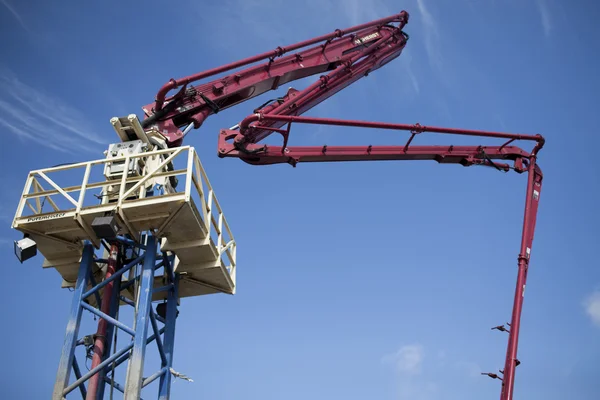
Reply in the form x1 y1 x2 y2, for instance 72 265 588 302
253 97 285 112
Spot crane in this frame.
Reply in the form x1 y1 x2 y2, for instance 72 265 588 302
11 9 543 400
134 11 544 399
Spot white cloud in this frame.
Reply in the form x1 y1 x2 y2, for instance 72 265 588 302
382 344 424 374
382 344 439 400
401 52 421 95
194 0 420 103
416 0 443 71
0 67 106 154
0 0 29 32
535 0 552 37
336 0 419 96
583 290 600 327
339 0 393 26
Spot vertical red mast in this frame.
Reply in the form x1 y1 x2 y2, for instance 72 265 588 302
500 159 543 400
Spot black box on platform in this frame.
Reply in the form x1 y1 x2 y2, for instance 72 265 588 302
92 216 121 239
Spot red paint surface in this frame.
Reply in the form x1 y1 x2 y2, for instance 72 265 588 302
141 12 409 146
138 9 546 399
86 244 119 399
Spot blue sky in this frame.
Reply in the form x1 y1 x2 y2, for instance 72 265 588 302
1 0 599 399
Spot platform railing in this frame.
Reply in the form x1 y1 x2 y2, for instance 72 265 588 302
191 151 237 278
13 146 186 217
12 146 236 277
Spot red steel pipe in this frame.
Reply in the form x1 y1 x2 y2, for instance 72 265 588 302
153 11 409 110
238 113 544 144
219 114 545 399
220 142 533 169
500 161 543 400
244 32 408 145
86 244 119 400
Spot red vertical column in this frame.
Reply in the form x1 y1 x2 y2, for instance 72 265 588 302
500 162 543 400
86 243 120 399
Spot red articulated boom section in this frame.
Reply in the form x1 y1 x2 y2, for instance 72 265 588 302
140 11 410 146
218 113 543 170
140 10 545 400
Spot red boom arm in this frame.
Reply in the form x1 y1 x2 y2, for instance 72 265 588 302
139 11 409 147
216 114 544 400
138 9 545 400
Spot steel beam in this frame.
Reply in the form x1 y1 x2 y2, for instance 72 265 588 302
96 251 123 400
50 232 184 399
87 244 120 399
159 274 180 399
53 243 95 400
124 235 158 398
500 163 543 400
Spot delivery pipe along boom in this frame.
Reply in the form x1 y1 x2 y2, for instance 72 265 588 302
216 113 545 400
17 8 546 400
235 113 544 143
151 11 409 112
139 9 545 399
140 12 410 146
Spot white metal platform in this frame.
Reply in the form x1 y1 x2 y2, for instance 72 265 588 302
11 146 236 299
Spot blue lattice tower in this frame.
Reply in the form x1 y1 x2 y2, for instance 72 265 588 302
11 142 237 399
52 235 181 399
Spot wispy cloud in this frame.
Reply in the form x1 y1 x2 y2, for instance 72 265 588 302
416 0 443 72
583 290 600 328
0 67 106 153
535 0 552 37
407 65 420 94
395 49 420 96
382 344 424 374
338 0 393 26
382 344 438 400
0 0 30 33
335 0 420 97
194 0 420 102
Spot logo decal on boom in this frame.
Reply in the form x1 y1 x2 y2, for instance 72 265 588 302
354 32 380 45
